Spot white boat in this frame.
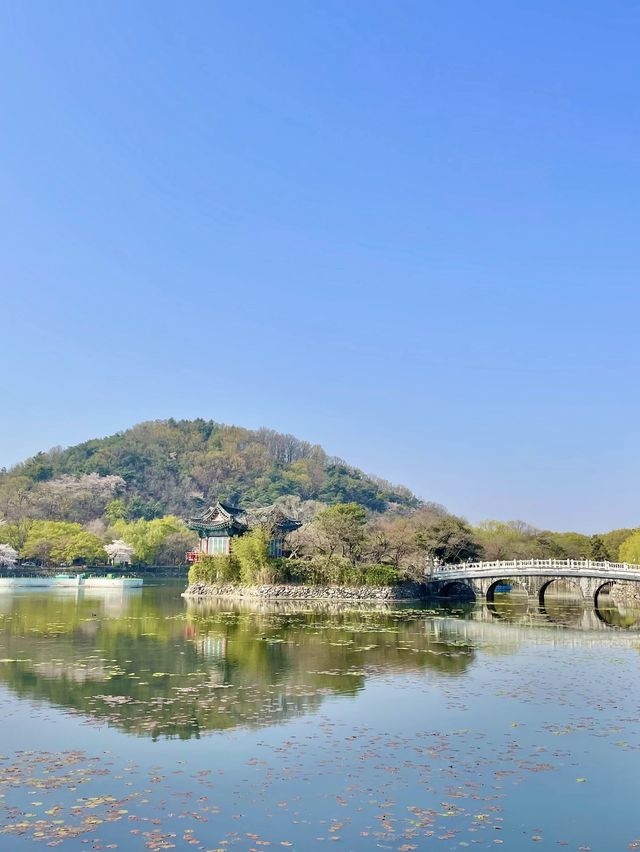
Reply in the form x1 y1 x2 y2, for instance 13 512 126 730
0 574 143 590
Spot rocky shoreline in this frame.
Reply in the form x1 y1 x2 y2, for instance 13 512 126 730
183 581 426 602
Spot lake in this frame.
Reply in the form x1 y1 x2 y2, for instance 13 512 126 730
0 581 639 850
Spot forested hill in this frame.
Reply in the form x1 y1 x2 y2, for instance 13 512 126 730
0 419 421 523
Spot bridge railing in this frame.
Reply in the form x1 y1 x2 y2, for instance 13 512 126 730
429 558 640 577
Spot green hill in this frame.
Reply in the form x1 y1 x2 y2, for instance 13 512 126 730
0 419 421 523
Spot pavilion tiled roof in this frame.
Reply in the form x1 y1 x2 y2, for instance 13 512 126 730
188 501 248 533
188 500 302 537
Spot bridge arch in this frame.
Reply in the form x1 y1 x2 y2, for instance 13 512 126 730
592 581 640 628
485 578 529 620
538 578 585 626
592 581 616 625
538 578 584 607
486 578 528 604
438 580 476 601
594 580 616 603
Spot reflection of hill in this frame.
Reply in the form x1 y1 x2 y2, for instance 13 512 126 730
0 590 477 739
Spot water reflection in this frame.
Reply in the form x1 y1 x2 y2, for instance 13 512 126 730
594 590 640 628
0 587 477 740
480 582 640 631
487 588 529 621
0 585 637 740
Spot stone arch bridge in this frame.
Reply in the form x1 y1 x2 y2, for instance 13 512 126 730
426 559 640 606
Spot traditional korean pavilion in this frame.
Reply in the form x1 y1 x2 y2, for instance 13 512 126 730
187 501 300 561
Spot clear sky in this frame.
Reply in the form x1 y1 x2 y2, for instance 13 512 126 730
1 1 639 533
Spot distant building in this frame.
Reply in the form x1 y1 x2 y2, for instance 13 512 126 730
186 500 301 562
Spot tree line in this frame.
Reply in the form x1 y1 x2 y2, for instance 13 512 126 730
0 517 196 568
2 488 640 575
189 502 640 589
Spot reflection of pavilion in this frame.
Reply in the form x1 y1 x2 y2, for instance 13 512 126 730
194 634 228 660
183 622 229 660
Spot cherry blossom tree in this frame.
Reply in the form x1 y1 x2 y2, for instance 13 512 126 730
0 544 18 569
104 539 134 565
34 474 126 522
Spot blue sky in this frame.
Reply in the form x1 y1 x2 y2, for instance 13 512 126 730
1 1 639 532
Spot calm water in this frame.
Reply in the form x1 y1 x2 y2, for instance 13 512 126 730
0 582 639 850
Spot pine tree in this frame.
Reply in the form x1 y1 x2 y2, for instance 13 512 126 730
590 535 610 562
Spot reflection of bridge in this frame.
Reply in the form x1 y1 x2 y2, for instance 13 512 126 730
427 559 640 605
431 611 640 648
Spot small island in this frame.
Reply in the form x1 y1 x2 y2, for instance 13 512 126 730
183 500 427 602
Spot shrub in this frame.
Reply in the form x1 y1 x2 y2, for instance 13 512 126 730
188 554 240 585
188 551 400 589
232 529 285 584
284 558 399 587
285 559 314 585
362 563 399 586
288 556 353 586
